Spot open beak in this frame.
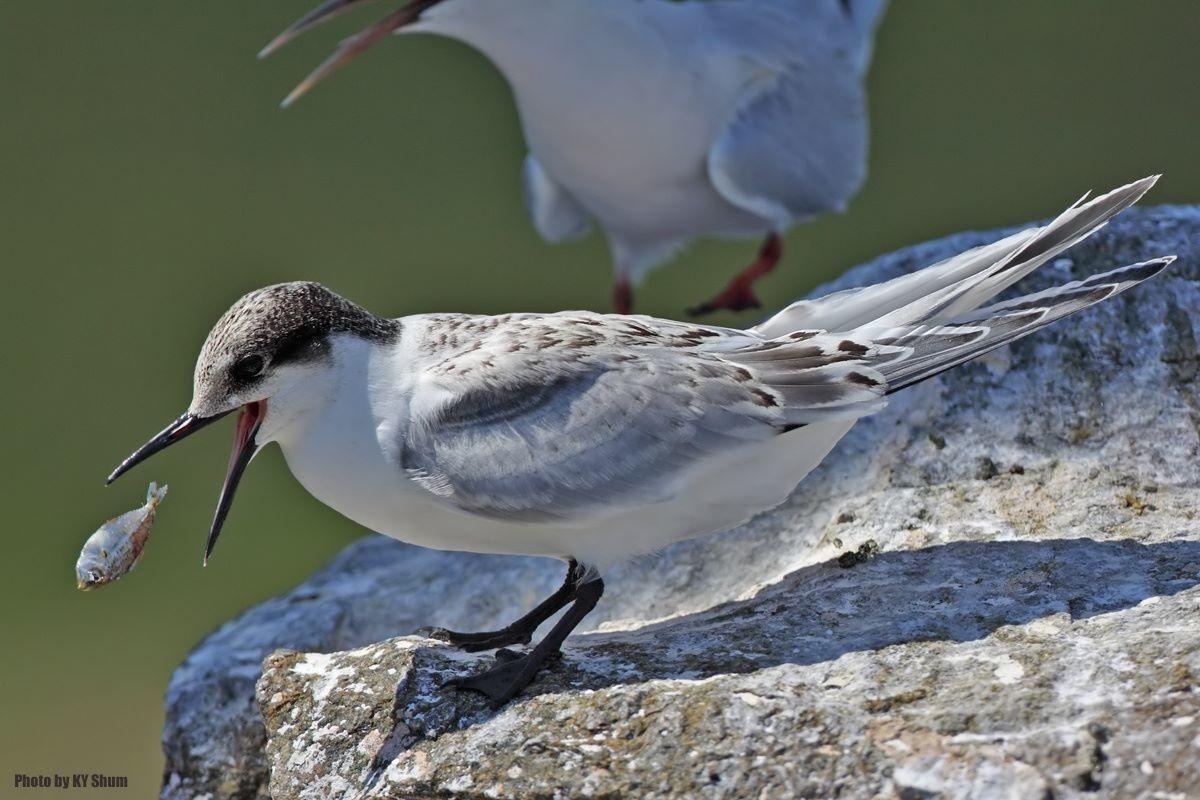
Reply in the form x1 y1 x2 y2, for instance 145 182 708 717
259 0 444 108
106 402 265 566
205 401 264 565
107 410 232 484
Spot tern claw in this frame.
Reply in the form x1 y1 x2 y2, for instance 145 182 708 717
444 649 561 708
686 287 763 317
493 647 523 663
415 625 533 652
442 577 601 707
687 232 783 317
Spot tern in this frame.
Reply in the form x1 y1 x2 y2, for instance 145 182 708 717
108 177 1170 707
258 0 888 315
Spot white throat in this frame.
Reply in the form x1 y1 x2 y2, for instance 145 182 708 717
265 333 388 450
410 0 565 79
266 332 426 535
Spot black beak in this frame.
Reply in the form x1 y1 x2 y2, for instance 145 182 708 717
106 402 264 567
107 410 232 485
261 0 446 108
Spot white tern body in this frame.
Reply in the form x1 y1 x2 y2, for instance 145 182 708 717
264 0 888 308
219 179 1165 571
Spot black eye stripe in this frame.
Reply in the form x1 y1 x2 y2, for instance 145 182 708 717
272 328 331 365
231 353 266 381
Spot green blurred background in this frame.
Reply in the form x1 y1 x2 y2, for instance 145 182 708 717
1 0 1197 793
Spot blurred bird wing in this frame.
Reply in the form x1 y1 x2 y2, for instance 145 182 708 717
704 0 887 67
707 49 869 229
703 0 886 228
398 314 884 523
522 154 593 243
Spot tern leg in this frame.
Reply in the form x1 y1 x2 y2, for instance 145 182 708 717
420 559 579 652
445 576 604 708
613 276 634 315
687 233 783 316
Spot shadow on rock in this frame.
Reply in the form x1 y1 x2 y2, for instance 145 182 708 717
360 534 1200 777
460 536 1200 693
604 536 1200 680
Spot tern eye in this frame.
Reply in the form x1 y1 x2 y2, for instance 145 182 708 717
231 354 267 382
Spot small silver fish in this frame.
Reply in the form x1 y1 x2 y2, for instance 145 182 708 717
76 483 168 590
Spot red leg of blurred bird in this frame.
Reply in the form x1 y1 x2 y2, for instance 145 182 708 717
687 233 783 316
612 277 634 315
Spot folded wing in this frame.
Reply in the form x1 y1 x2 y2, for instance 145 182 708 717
400 178 1172 526
399 316 885 523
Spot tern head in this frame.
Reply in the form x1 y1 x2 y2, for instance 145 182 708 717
107 281 399 564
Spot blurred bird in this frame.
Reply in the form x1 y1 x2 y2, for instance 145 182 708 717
106 178 1170 706
259 0 889 314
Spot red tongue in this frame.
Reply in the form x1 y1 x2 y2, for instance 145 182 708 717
226 402 262 475
206 401 265 566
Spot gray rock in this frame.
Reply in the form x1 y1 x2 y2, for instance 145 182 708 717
161 206 1200 800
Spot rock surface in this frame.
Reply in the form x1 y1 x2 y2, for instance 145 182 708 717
161 206 1200 800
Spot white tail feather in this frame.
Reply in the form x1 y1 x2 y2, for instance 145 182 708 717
871 257 1174 393
754 176 1159 338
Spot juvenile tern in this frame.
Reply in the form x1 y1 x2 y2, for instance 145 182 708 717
259 0 888 314
108 177 1171 706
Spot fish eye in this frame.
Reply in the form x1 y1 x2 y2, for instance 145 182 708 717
231 353 267 381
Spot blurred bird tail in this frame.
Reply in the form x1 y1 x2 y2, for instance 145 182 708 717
753 175 1160 338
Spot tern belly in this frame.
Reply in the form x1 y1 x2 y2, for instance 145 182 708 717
279 398 853 571
417 0 771 242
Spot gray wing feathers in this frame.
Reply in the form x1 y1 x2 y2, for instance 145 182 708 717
700 0 883 227
402 313 899 521
740 256 1170 415
700 0 888 227
751 230 1034 338
743 178 1170 416
399 174 1171 525
403 352 783 522
866 257 1174 393
708 61 868 228
950 258 1169 321
916 176 1158 322
706 0 885 227
837 0 889 71
722 335 894 422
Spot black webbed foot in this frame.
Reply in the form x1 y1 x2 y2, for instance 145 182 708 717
444 649 557 708
493 647 523 663
444 575 604 708
415 559 583 654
